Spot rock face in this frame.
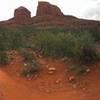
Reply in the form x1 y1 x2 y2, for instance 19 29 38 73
14 6 31 24
36 2 63 16
0 2 100 28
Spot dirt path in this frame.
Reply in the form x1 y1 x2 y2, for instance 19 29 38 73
0 51 100 100
0 70 86 100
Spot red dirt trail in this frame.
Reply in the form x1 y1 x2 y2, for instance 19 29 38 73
0 51 100 100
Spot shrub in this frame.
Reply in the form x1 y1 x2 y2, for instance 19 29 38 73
21 64 39 77
72 32 97 62
68 64 88 76
33 32 70 57
0 27 99 63
19 48 37 63
19 48 40 77
89 28 100 43
0 52 11 65
33 31 97 63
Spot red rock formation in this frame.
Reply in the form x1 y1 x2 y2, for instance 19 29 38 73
36 2 63 16
0 2 100 28
14 6 31 24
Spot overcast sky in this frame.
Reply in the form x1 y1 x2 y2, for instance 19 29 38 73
0 0 100 21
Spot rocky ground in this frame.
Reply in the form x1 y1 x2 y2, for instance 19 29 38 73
0 51 100 100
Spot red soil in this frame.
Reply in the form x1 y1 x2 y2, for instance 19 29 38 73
0 51 100 100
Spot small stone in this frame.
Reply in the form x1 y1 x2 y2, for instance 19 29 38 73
48 67 56 75
86 68 91 73
26 74 30 78
48 71 55 75
55 79 61 84
72 84 77 88
34 74 38 78
28 78 31 81
24 63 27 66
61 57 68 61
48 67 56 71
82 87 86 91
68 76 75 82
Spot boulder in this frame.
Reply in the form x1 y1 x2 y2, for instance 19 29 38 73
36 2 63 16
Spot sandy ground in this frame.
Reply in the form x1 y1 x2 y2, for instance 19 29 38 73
0 51 100 100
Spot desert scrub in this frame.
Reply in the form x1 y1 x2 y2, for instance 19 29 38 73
68 64 89 76
19 48 37 63
19 48 40 77
75 32 97 63
0 27 99 62
0 51 11 65
33 32 70 57
33 32 97 63
21 63 39 77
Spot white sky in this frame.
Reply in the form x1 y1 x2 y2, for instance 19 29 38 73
0 0 100 21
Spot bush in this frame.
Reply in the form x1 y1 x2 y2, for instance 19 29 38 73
19 48 37 62
68 64 89 76
33 31 97 62
0 52 11 65
21 64 39 77
19 48 40 77
33 32 70 57
0 27 99 63
72 32 97 62
89 28 100 43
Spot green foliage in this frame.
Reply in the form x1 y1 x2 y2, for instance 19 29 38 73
21 64 39 77
89 28 100 43
33 31 97 62
68 64 88 75
0 26 99 76
19 48 40 77
0 27 99 63
0 52 11 65
19 48 36 62
0 27 36 50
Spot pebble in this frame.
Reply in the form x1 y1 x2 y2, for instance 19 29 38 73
26 74 30 78
48 67 56 75
86 68 91 73
28 78 31 81
48 67 56 71
55 79 61 84
82 87 86 91
48 71 55 75
72 84 77 88
68 76 75 82
61 57 68 61
24 63 27 66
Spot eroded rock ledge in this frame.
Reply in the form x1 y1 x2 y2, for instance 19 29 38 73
0 1 100 28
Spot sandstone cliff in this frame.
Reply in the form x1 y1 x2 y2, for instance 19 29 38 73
0 1 100 28
36 2 63 16
14 6 31 24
